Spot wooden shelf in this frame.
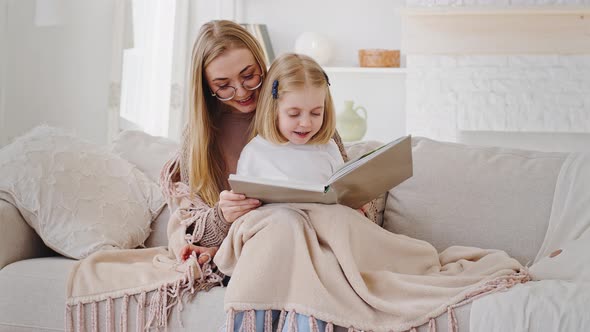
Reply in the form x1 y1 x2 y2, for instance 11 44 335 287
323 67 407 74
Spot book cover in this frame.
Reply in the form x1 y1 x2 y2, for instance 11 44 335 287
228 135 413 209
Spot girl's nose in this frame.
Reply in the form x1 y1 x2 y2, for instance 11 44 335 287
299 115 311 127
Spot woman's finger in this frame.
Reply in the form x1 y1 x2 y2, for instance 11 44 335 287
219 190 246 201
221 199 260 208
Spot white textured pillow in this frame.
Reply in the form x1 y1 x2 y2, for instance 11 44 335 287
110 130 179 183
0 126 165 259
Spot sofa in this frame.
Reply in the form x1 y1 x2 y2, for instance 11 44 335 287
0 130 584 331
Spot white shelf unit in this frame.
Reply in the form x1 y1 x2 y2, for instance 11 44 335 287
323 67 407 144
323 67 407 74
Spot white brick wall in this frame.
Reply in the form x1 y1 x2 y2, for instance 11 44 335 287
404 0 590 142
407 55 590 141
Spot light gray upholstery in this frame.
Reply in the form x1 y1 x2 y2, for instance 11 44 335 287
0 257 226 332
1 136 569 331
0 199 53 270
384 137 566 265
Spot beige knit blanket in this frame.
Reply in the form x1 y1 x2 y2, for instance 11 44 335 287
214 203 529 332
65 184 223 331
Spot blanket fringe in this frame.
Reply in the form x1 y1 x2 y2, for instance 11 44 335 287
91 302 98 332
65 304 73 332
276 310 287 332
308 316 319 332
160 152 182 199
66 259 222 332
77 303 85 332
265 310 274 332
224 269 530 332
120 294 129 332
288 310 298 332
428 318 436 332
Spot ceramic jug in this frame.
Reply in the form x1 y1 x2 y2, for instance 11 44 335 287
336 100 367 142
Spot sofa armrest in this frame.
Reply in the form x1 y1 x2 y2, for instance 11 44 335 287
0 199 53 269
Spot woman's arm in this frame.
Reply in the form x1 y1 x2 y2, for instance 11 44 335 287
160 154 232 247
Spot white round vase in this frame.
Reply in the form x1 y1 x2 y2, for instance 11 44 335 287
294 32 333 66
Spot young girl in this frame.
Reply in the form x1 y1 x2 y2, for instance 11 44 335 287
236 53 344 190
226 53 350 332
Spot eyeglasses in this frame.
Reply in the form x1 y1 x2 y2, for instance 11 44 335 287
211 74 264 101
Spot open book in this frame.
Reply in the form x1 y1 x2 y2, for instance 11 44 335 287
228 135 413 209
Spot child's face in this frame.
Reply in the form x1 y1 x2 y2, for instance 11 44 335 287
277 85 326 145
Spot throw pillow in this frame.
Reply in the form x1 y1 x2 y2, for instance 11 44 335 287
110 130 179 183
0 126 165 259
345 140 387 226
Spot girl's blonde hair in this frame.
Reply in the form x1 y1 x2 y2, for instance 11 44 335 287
252 53 335 145
188 20 268 207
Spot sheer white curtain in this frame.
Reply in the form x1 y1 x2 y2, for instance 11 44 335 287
119 0 176 138
119 0 201 141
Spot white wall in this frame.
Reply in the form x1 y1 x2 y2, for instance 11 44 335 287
1 0 116 147
240 0 405 67
0 1 7 145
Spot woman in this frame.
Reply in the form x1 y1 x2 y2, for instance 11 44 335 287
161 20 367 331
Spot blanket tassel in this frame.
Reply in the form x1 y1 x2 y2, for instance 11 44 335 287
308 316 320 332
65 304 73 332
325 322 334 332
288 310 298 332
225 309 235 332
276 310 287 332
447 307 458 332
265 310 273 332
76 303 85 332
106 297 114 332
91 302 98 332
428 318 436 332
136 291 146 332
120 294 129 332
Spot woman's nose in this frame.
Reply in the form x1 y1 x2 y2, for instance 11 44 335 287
235 84 248 98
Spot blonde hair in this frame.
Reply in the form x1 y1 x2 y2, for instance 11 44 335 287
252 53 335 145
188 20 268 206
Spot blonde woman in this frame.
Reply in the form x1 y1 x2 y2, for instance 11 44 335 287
162 21 366 331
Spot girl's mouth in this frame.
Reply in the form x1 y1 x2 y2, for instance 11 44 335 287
294 131 310 138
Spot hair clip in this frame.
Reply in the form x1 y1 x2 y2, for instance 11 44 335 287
322 71 331 86
272 80 279 99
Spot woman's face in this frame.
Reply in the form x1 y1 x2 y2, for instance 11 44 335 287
205 48 262 114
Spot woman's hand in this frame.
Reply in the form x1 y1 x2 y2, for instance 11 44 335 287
180 244 218 266
219 190 261 223
357 203 370 216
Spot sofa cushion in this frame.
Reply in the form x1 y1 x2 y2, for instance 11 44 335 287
110 130 179 183
0 126 165 259
345 140 388 226
0 257 227 332
383 137 566 265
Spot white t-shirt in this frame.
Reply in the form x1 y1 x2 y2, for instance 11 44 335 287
236 135 344 185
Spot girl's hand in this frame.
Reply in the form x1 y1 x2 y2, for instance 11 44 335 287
219 190 261 223
180 244 218 266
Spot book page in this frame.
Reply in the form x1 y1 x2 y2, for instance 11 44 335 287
328 135 409 183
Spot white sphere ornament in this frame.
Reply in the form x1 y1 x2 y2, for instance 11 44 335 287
294 32 333 66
